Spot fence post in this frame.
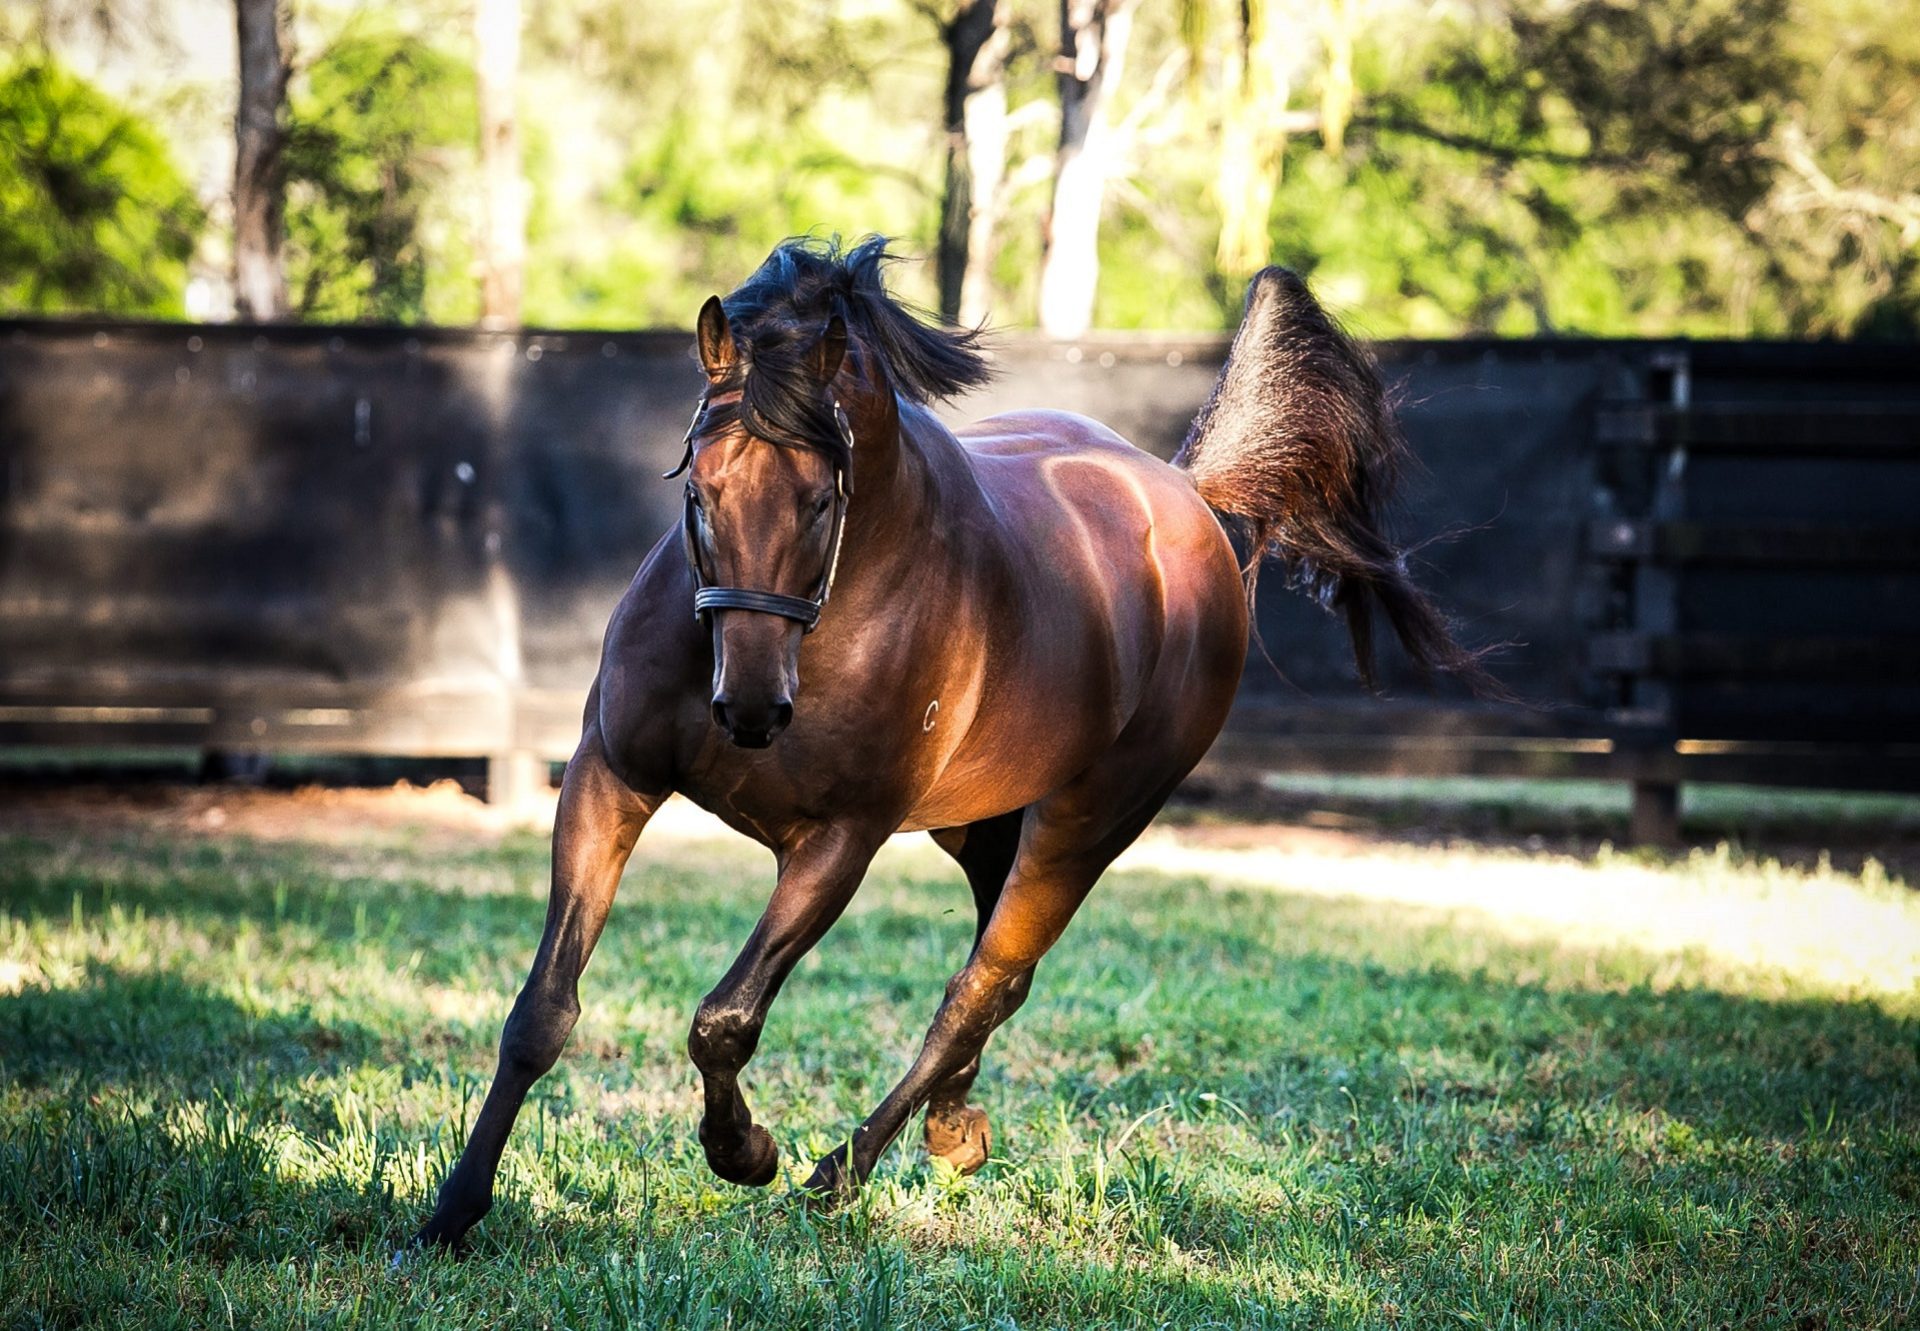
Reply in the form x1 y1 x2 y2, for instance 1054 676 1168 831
1630 780 1680 845
486 749 543 806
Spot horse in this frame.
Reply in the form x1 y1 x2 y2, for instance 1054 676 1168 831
412 236 1489 1251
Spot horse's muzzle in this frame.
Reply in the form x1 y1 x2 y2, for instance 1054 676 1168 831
711 695 794 749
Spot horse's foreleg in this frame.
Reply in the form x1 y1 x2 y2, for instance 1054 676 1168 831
921 963 1035 1173
802 842 1103 1196
412 737 652 1252
688 824 880 1186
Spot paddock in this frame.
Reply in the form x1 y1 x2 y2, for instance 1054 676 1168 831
2 323 1917 1324
2 781 1916 1327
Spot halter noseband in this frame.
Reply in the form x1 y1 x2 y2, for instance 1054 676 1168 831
663 394 854 634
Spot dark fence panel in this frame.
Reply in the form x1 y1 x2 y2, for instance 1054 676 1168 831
3 320 1916 815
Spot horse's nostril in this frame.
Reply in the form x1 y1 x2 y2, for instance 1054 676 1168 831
711 695 790 746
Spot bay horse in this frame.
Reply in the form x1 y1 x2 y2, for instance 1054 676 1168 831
413 236 1487 1250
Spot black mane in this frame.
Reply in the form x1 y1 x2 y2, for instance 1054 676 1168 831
701 236 993 469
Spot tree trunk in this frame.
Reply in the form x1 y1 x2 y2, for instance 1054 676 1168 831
936 0 1009 328
1038 0 1136 339
475 0 525 327
232 0 288 321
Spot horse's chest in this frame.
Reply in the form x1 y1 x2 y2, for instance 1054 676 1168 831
676 685 969 837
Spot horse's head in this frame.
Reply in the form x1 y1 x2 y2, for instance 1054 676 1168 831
668 236 993 749
678 295 851 749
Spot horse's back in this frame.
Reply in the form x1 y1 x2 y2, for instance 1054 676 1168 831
955 407 1247 708
956 408 1238 606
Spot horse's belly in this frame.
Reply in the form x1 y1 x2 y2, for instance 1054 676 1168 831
896 741 1088 832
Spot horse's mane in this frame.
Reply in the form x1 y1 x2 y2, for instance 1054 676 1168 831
705 236 993 472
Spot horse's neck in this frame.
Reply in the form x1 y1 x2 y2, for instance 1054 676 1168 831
885 400 986 522
843 399 988 580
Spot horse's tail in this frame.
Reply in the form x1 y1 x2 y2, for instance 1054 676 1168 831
1174 267 1501 695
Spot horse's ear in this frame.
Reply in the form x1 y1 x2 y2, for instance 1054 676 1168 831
696 296 737 380
813 313 847 383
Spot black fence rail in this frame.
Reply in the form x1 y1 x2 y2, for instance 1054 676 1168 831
2 320 1915 835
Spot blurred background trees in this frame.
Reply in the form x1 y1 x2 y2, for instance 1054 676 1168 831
0 0 1913 335
0 57 202 314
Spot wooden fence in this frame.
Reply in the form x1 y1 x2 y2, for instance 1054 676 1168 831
2 321 1914 836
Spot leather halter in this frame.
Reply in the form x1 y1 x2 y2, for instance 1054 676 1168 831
663 392 854 634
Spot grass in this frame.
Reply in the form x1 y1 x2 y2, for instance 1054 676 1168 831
1242 775 1920 843
1 805 1917 1329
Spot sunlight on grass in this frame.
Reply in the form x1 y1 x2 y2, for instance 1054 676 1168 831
1115 828 1920 1001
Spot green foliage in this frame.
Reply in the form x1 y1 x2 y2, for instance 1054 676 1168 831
282 32 478 324
0 56 201 316
516 0 941 327
2 0 1915 335
1252 0 1920 337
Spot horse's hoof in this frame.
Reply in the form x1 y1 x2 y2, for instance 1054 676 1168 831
705 1122 779 1187
799 1148 860 1207
925 1105 992 1176
395 1226 462 1268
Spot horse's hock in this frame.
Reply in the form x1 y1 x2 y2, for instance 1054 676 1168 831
2 324 1917 829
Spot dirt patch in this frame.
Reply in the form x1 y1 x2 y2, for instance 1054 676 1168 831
0 779 556 848
4 777 1915 885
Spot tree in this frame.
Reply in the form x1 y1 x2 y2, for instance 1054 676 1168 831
281 34 476 322
0 56 201 314
1037 0 1139 338
233 0 288 319
1209 0 1288 276
934 0 1009 327
474 0 525 326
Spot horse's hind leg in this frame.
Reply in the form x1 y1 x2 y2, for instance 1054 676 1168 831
413 733 653 1252
924 808 1027 1174
805 769 1187 1196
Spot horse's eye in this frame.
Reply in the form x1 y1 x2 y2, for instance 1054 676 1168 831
810 494 832 518
688 488 705 512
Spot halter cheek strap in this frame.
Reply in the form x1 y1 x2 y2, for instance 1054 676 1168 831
671 396 854 635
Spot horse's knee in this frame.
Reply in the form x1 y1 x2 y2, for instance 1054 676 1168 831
500 991 578 1080
687 1001 760 1074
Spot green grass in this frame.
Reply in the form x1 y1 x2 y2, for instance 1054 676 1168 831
2 817 1917 1329
1247 775 1920 840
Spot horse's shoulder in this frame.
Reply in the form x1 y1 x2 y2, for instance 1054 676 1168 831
592 533 709 782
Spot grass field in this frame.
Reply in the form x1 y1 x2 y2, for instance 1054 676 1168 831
2 790 1917 1329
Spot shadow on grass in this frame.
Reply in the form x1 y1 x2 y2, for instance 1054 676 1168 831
0 964 384 1106
0 1087 1311 1331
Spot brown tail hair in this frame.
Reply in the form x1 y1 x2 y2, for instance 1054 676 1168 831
1175 267 1500 695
